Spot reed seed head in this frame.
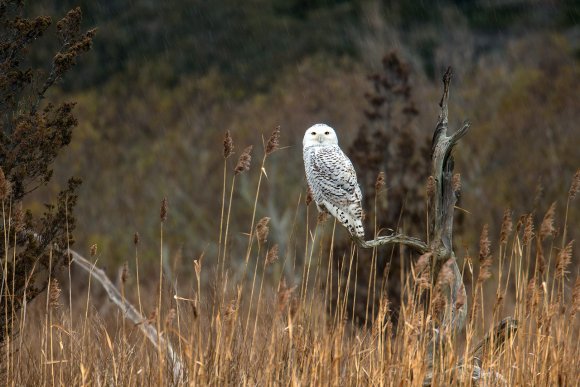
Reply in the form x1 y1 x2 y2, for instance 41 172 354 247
436 258 455 288
479 224 491 263
266 244 279 266
277 277 297 314
523 214 534 245
223 130 234 159
133 232 140 245
375 171 386 192
90 243 97 257
499 208 513 245
569 168 580 200
539 202 556 240
478 225 493 283
414 252 432 275
234 145 253 175
160 197 168 222
555 240 573 281
255 217 270 245
265 126 280 155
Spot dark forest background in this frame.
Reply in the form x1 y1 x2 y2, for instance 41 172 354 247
23 0 579 283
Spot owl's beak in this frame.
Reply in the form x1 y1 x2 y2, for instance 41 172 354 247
316 134 324 143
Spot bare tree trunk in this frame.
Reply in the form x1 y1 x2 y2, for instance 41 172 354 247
356 67 518 385
356 67 468 333
426 67 469 332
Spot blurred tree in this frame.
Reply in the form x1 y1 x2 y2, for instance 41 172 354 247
0 1 94 343
332 52 434 326
26 0 362 91
24 1 575 90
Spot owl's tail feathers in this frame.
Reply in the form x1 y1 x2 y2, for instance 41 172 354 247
341 208 365 239
344 212 365 239
321 201 365 239
352 218 365 239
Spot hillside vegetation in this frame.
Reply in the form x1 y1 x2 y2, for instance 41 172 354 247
2 1 579 385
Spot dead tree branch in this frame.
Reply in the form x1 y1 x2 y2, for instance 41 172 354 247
354 66 516 386
355 67 468 331
428 67 469 332
69 249 184 381
355 233 428 253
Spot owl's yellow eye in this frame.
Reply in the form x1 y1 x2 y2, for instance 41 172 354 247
325 131 330 135
311 132 316 135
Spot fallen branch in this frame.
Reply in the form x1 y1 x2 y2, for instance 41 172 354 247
69 249 184 382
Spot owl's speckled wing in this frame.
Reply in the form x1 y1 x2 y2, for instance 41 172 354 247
303 145 364 238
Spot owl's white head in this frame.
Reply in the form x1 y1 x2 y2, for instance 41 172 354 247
303 124 339 148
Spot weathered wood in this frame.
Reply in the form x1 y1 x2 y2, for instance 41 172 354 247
354 67 480 385
23 229 186 380
428 67 469 332
355 67 468 332
70 250 185 381
354 233 428 253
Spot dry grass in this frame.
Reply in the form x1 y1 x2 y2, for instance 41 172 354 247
2 147 579 386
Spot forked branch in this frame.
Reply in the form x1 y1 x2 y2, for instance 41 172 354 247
355 67 469 334
355 67 468 256
428 67 470 332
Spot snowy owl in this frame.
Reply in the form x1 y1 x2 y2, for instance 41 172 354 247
303 123 365 238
